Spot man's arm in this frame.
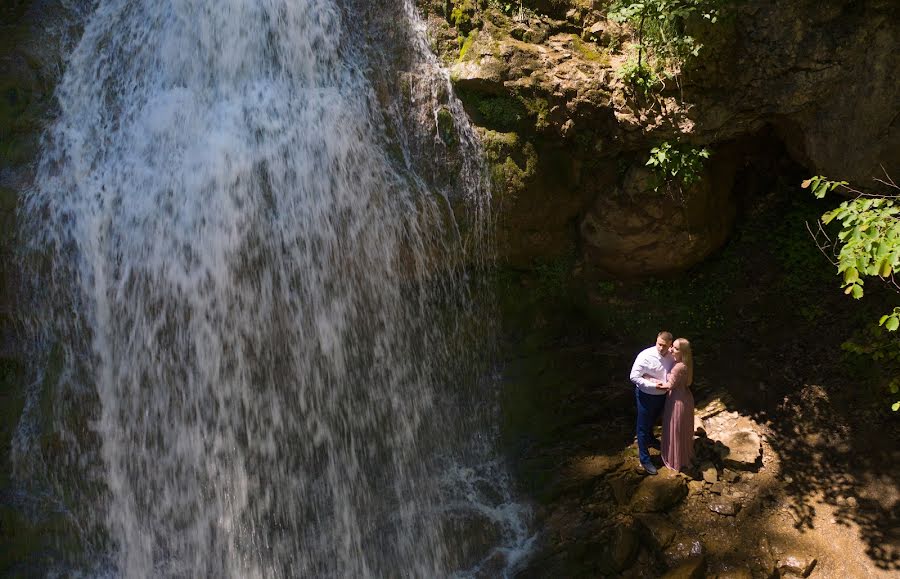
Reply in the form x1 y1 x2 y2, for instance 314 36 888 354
630 353 660 390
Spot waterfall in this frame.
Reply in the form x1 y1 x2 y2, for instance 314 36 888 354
15 0 532 576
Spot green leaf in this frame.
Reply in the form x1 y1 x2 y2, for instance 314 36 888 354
851 284 864 299
887 316 900 332
893 401 900 412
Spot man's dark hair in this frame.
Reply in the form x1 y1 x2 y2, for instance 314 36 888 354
657 331 673 342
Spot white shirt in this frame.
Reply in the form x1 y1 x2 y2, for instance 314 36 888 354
630 346 675 395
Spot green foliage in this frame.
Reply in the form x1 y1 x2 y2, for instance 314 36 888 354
802 176 900 305
804 174 900 409
645 141 710 192
486 0 525 17
450 0 479 34
840 323 900 411
803 175 848 199
880 307 900 332
476 95 525 129
619 59 661 95
607 0 724 80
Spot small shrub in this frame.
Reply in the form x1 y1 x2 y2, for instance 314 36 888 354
645 141 710 192
619 59 662 95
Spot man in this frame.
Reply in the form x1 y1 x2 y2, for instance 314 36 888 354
630 331 674 475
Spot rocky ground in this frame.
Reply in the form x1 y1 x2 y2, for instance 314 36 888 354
512 386 898 578
493 180 900 577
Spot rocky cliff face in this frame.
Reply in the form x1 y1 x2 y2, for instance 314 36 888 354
418 0 899 276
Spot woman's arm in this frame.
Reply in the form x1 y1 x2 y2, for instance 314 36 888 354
660 364 685 391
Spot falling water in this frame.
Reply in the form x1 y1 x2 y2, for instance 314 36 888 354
14 0 532 576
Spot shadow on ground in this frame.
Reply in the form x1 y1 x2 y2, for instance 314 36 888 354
498 179 899 575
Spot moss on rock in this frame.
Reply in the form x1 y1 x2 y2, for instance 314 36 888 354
480 129 538 199
436 106 457 146
449 0 480 35
570 34 610 65
457 29 478 61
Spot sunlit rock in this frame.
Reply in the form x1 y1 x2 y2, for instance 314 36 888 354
703 412 763 471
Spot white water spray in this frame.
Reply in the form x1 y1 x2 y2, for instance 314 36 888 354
18 0 531 576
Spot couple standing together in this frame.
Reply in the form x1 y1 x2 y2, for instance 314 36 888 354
630 331 695 476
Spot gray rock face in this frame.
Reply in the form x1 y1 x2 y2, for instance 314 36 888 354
688 0 900 185
609 523 640 572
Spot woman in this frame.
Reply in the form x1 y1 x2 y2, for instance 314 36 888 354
660 338 695 472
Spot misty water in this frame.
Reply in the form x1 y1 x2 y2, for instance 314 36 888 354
13 0 532 576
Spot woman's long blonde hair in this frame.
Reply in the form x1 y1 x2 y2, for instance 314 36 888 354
675 338 693 385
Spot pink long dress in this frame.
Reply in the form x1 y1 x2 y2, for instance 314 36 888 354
661 362 695 472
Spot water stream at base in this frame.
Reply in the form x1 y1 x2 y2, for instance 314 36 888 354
14 0 533 576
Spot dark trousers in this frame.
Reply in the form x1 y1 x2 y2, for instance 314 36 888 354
635 387 667 465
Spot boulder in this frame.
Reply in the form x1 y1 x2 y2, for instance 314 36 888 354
609 522 640 572
608 473 635 506
634 513 677 550
630 472 688 513
579 162 736 276
687 480 705 497
566 454 622 481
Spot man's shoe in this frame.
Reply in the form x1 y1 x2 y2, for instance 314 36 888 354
640 461 658 475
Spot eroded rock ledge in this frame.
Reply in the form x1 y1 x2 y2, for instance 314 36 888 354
418 0 899 276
